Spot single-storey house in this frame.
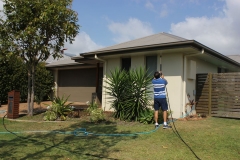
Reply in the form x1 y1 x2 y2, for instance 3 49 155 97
46 32 240 118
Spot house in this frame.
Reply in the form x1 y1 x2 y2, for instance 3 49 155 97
47 32 240 118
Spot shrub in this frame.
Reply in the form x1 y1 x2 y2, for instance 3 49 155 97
138 109 154 124
89 108 105 122
87 102 105 122
43 95 73 121
35 62 54 104
105 67 152 121
138 109 172 124
0 55 54 104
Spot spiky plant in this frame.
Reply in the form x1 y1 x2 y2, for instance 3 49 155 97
105 67 153 121
105 68 129 119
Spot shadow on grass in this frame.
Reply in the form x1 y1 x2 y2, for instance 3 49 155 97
0 118 137 160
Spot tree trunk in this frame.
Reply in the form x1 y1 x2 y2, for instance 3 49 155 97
30 65 35 116
27 69 32 116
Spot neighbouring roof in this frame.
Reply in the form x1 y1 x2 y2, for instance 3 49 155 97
227 55 240 63
45 54 71 64
46 57 80 68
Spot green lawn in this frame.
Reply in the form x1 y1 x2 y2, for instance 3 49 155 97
0 115 240 160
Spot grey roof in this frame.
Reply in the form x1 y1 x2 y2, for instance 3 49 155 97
71 32 240 69
95 32 187 52
227 55 240 63
45 54 71 64
46 57 79 68
75 32 188 56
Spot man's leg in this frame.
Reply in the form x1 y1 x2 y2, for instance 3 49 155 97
154 99 160 128
161 98 172 129
154 110 159 124
163 110 167 124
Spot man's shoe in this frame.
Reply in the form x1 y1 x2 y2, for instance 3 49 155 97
163 124 172 129
155 124 159 128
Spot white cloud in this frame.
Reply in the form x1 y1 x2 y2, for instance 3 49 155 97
145 1 169 18
145 1 154 10
108 18 154 43
159 4 168 18
64 32 104 55
170 0 240 55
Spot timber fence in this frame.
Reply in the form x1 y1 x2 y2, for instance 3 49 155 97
196 73 240 118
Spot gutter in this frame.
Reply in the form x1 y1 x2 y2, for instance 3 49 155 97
182 49 204 117
94 54 107 78
94 54 107 111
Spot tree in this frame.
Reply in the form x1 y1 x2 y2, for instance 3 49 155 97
0 55 54 104
0 0 79 116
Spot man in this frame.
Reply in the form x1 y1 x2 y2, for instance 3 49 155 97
152 71 172 129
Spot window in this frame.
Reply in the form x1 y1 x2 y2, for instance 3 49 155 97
122 58 131 71
218 67 227 73
146 56 157 76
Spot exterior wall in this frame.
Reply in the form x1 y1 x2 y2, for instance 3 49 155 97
101 52 218 118
103 58 121 111
102 53 184 118
131 56 145 69
185 57 218 115
106 58 120 75
195 58 217 73
162 53 184 118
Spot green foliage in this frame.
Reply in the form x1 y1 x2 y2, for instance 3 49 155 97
0 55 54 104
105 67 153 121
86 102 98 113
138 109 172 124
86 102 105 123
89 108 105 123
1 0 79 115
138 109 154 124
105 68 128 120
43 110 57 121
43 95 73 121
35 62 54 104
1 0 80 61
0 55 28 103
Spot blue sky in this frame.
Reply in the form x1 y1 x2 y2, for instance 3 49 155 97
1 0 240 56
64 0 240 56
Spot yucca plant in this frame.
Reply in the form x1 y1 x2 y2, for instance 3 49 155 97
105 68 129 120
43 95 73 121
105 67 152 121
124 67 153 121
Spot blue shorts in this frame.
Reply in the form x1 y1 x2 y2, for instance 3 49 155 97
154 98 168 111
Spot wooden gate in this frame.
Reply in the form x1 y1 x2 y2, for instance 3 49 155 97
196 73 240 118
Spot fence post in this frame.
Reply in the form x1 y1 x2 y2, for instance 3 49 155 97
208 73 212 116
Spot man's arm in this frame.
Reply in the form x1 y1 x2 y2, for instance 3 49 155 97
161 74 168 85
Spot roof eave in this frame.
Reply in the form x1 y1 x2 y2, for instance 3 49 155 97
72 40 240 68
81 40 196 56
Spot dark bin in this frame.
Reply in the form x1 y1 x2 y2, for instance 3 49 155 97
7 90 20 119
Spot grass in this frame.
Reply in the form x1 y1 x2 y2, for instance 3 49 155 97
0 114 240 160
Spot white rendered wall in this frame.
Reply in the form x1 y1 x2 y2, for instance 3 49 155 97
185 57 218 115
102 58 120 111
161 53 184 118
131 56 145 69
